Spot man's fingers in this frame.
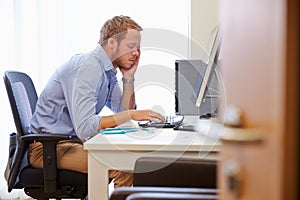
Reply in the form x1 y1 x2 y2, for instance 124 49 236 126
148 110 166 122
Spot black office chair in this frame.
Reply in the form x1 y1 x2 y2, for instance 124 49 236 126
125 193 217 200
110 157 218 200
133 157 217 188
110 187 218 200
3 70 87 199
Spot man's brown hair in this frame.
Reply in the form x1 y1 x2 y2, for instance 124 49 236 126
99 15 142 45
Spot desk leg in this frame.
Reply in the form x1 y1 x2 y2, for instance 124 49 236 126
88 153 109 200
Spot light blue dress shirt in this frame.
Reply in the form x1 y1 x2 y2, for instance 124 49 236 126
30 45 124 141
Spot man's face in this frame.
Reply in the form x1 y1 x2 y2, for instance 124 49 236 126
113 28 141 69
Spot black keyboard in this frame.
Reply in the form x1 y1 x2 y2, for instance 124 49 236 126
138 115 184 128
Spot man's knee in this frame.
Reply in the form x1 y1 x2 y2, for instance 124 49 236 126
110 170 133 188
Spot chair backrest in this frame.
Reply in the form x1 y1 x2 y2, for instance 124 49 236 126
3 70 38 192
4 71 38 135
134 157 217 188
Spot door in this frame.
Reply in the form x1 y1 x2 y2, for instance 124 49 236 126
218 0 299 199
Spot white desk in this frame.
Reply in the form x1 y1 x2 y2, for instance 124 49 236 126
84 119 222 200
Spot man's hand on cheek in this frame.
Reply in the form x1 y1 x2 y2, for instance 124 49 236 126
121 54 140 78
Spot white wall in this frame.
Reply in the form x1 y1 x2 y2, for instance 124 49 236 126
190 0 219 59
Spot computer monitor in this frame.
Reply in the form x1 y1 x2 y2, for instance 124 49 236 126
195 26 221 108
175 26 221 117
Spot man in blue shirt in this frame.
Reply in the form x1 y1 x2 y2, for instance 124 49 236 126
29 15 165 187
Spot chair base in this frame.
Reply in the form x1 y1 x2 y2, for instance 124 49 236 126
25 186 87 200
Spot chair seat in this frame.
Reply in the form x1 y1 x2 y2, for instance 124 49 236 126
20 167 87 187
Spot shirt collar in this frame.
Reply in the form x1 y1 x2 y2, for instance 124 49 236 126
92 44 115 72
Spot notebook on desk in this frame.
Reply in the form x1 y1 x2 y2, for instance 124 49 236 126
138 115 184 128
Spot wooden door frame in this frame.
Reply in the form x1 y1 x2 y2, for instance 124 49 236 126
284 0 299 199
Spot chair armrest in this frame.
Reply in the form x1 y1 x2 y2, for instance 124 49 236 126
21 133 78 142
126 192 217 200
110 186 218 200
21 133 81 193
